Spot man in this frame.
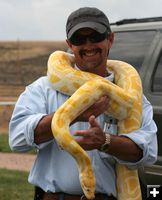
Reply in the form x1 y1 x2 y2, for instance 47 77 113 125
9 7 157 200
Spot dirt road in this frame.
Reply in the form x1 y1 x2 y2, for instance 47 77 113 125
0 152 36 172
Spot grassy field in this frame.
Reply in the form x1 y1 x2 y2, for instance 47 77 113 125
0 134 11 152
0 169 34 200
0 134 36 200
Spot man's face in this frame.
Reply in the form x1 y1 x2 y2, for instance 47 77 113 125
67 28 114 75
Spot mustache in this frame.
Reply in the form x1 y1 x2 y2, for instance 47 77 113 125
79 48 102 57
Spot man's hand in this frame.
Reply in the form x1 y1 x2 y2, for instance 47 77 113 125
74 115 143 161
74 115 106 150
74 95 109 123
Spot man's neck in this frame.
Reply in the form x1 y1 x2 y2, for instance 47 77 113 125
75 64 109 77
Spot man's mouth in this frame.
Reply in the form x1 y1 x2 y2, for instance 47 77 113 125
80 48 101 57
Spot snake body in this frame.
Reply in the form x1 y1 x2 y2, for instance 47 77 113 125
47 50 143 200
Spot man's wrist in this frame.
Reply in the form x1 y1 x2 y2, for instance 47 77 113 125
99 133 111 153
34 113 54 144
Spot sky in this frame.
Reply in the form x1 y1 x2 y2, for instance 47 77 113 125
1 0 162 41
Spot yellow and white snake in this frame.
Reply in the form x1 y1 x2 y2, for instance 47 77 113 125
47 50 143 200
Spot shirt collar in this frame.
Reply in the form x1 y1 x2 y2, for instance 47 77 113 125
74 64 114 82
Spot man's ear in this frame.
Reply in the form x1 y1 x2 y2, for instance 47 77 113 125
108 32 114 48
66 39 72 48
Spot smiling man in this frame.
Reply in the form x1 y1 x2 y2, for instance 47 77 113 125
9 7 157 200
66 8 114 77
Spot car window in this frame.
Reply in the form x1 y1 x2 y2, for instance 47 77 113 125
109 31 156 71
152 50 162 92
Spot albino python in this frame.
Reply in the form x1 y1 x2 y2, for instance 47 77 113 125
47 50 143 200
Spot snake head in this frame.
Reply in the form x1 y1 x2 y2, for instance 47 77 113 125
80 170 96 200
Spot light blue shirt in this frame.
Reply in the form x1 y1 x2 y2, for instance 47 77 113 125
9 76 157 197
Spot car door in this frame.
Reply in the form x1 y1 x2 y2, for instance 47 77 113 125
109 28 162 188
142 32 162 185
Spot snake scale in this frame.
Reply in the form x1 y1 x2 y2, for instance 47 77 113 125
47 50 143 200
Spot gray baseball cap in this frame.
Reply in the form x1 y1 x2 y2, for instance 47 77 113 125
66 7 111 39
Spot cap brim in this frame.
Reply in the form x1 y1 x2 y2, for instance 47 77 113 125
67 21 107 39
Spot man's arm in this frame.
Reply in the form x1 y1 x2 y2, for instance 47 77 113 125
34 106 142 162
34 96 109 144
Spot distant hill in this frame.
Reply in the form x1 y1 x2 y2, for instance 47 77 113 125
0 40 68 100
0 41 68 133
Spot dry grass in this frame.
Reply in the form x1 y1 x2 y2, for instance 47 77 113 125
0 40 68 87
0 104 15 134
0 40 68 62
0 40 68 133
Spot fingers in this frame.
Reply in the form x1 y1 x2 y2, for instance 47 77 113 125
74 95 110 123
74 115 104 150
89 115 100 128
89 95 109 109
74 130 89 137
96 95 109 107
91 95 109 115
74 115 100 137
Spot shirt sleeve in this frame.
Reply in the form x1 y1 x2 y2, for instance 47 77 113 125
114 95 158 169
9 79 54 152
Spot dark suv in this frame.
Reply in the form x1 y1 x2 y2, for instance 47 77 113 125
109 17 162 197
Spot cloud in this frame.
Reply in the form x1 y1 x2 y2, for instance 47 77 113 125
0 0 162 40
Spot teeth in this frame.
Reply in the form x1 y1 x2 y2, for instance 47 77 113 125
84 49 97 56
85 52 95 56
